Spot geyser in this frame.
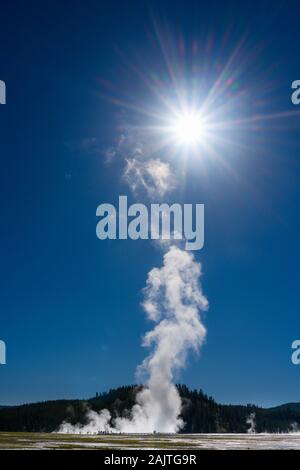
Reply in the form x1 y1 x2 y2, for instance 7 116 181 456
59 245 208 434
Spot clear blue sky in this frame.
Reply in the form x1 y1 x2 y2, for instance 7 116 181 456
0 0 300 407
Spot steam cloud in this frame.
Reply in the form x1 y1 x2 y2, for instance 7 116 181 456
290 422 300 433
124 157 176 198
59 245 208 434
246 412 256 434
105 127 179 198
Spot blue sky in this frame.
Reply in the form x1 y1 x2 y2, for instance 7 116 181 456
0 0 300 407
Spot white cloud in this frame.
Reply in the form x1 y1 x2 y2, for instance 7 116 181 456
124 157 176 198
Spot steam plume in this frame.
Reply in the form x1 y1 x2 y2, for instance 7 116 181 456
290 422 300 433
246 412 256 434
59 245 208 434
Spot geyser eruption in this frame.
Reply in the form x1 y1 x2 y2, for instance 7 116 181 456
59 246 208 434
115 246 208 433
246 413 256 434
290 422 300 434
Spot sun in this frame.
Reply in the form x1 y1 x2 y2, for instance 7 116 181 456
171 111 205 146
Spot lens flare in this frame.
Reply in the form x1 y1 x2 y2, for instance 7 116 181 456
171 111 205 145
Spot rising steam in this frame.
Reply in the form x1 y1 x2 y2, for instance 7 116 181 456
246 413 256 434
58 245 208 434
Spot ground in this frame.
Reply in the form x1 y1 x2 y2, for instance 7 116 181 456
0 432 300 450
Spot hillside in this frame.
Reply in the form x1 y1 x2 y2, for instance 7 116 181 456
0 385 299 433
269 403 300 413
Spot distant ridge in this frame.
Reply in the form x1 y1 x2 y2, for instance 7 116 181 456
269 402 300 413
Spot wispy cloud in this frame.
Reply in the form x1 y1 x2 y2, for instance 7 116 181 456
105 127 178 198
124 157 176 198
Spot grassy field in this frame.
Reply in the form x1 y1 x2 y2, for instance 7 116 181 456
0 432 300 450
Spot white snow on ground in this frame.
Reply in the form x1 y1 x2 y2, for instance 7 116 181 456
2 433 300 450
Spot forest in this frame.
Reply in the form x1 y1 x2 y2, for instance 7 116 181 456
0 384 299 433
